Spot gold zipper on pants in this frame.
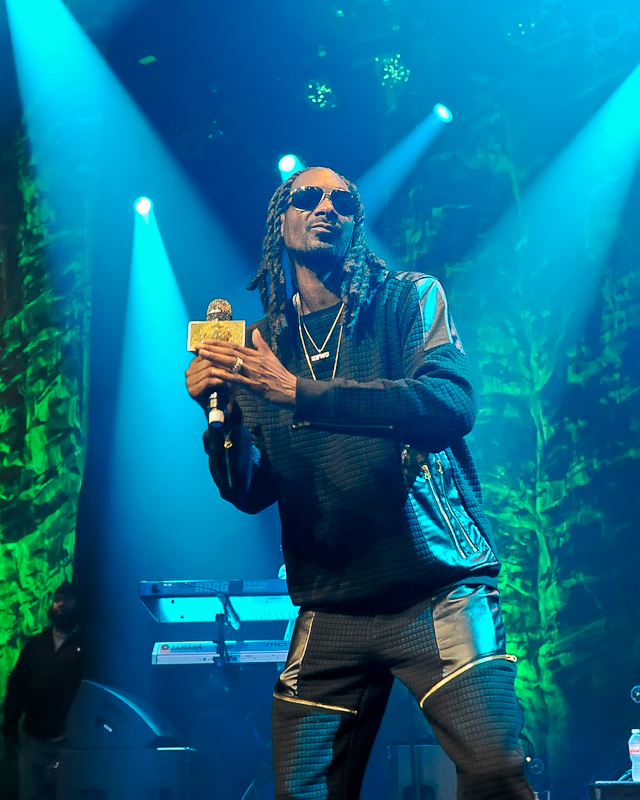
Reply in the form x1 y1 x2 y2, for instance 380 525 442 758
419 653 518 707
273 693 357 715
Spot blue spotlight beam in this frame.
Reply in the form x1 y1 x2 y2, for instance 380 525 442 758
112 209 278 574
522 62 640 266
356 107 452 222
5 0 100 247
463 61 640 409
112 208 202 540
5 0 253 309
477 60 640 297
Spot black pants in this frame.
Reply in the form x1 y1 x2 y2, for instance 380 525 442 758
17 730 60 800
272 585 535 800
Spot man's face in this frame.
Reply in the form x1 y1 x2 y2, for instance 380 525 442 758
280 168 356 269
48 591 79 630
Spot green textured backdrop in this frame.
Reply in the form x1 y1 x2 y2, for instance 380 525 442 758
0 129 89 696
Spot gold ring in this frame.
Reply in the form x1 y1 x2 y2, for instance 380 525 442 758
230 356 243 374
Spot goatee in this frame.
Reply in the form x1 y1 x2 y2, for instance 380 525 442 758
48 605 81 632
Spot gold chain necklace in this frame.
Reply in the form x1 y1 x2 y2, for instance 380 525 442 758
300 301 345 355
294 293 345 381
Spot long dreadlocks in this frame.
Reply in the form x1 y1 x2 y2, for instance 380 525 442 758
247 168 388 352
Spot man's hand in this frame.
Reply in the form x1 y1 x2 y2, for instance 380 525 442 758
185 352 236 411
185 328 297 409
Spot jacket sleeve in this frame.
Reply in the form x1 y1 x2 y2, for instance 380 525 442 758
293 276 476 453
2 646 29 738
203 409 279 515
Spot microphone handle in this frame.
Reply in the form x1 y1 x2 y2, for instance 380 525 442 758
208 387 228 428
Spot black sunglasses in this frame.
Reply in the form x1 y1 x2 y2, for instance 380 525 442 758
289 186 358 216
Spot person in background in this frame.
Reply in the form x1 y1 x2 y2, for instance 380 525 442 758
2 580 86 800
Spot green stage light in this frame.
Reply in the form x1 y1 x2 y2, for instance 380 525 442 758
375 54 410 87
306 81 334 109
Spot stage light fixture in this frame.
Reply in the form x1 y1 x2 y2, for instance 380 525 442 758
434 104 453 123
278 155 297 173
278 154 305 181
375 54 411 87
134 196 153 216
306 81 334 109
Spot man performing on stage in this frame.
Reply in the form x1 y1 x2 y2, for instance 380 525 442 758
186 166 534 800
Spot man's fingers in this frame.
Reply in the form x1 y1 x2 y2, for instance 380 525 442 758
187 357 230 395
251 328 271 354
189 329 293 406
200 338 244 354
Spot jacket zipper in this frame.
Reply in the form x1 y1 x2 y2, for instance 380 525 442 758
223 437 233 488
436 459 479 553
291 421 393 431
421 464 466 558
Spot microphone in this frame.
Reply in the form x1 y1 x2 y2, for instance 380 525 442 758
206 299 233 428
186 298 246 427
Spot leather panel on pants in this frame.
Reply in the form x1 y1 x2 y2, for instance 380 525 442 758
275 609 316 699
432 583 506 678
274 609 358 715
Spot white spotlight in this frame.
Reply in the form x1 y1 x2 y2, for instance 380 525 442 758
278 154 305 181
134 196 153 216
434 104 453 123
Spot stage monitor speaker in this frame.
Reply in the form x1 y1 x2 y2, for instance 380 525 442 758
388 744 456 800
56 747 190 800
65 679 181 750
589 783 640 799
